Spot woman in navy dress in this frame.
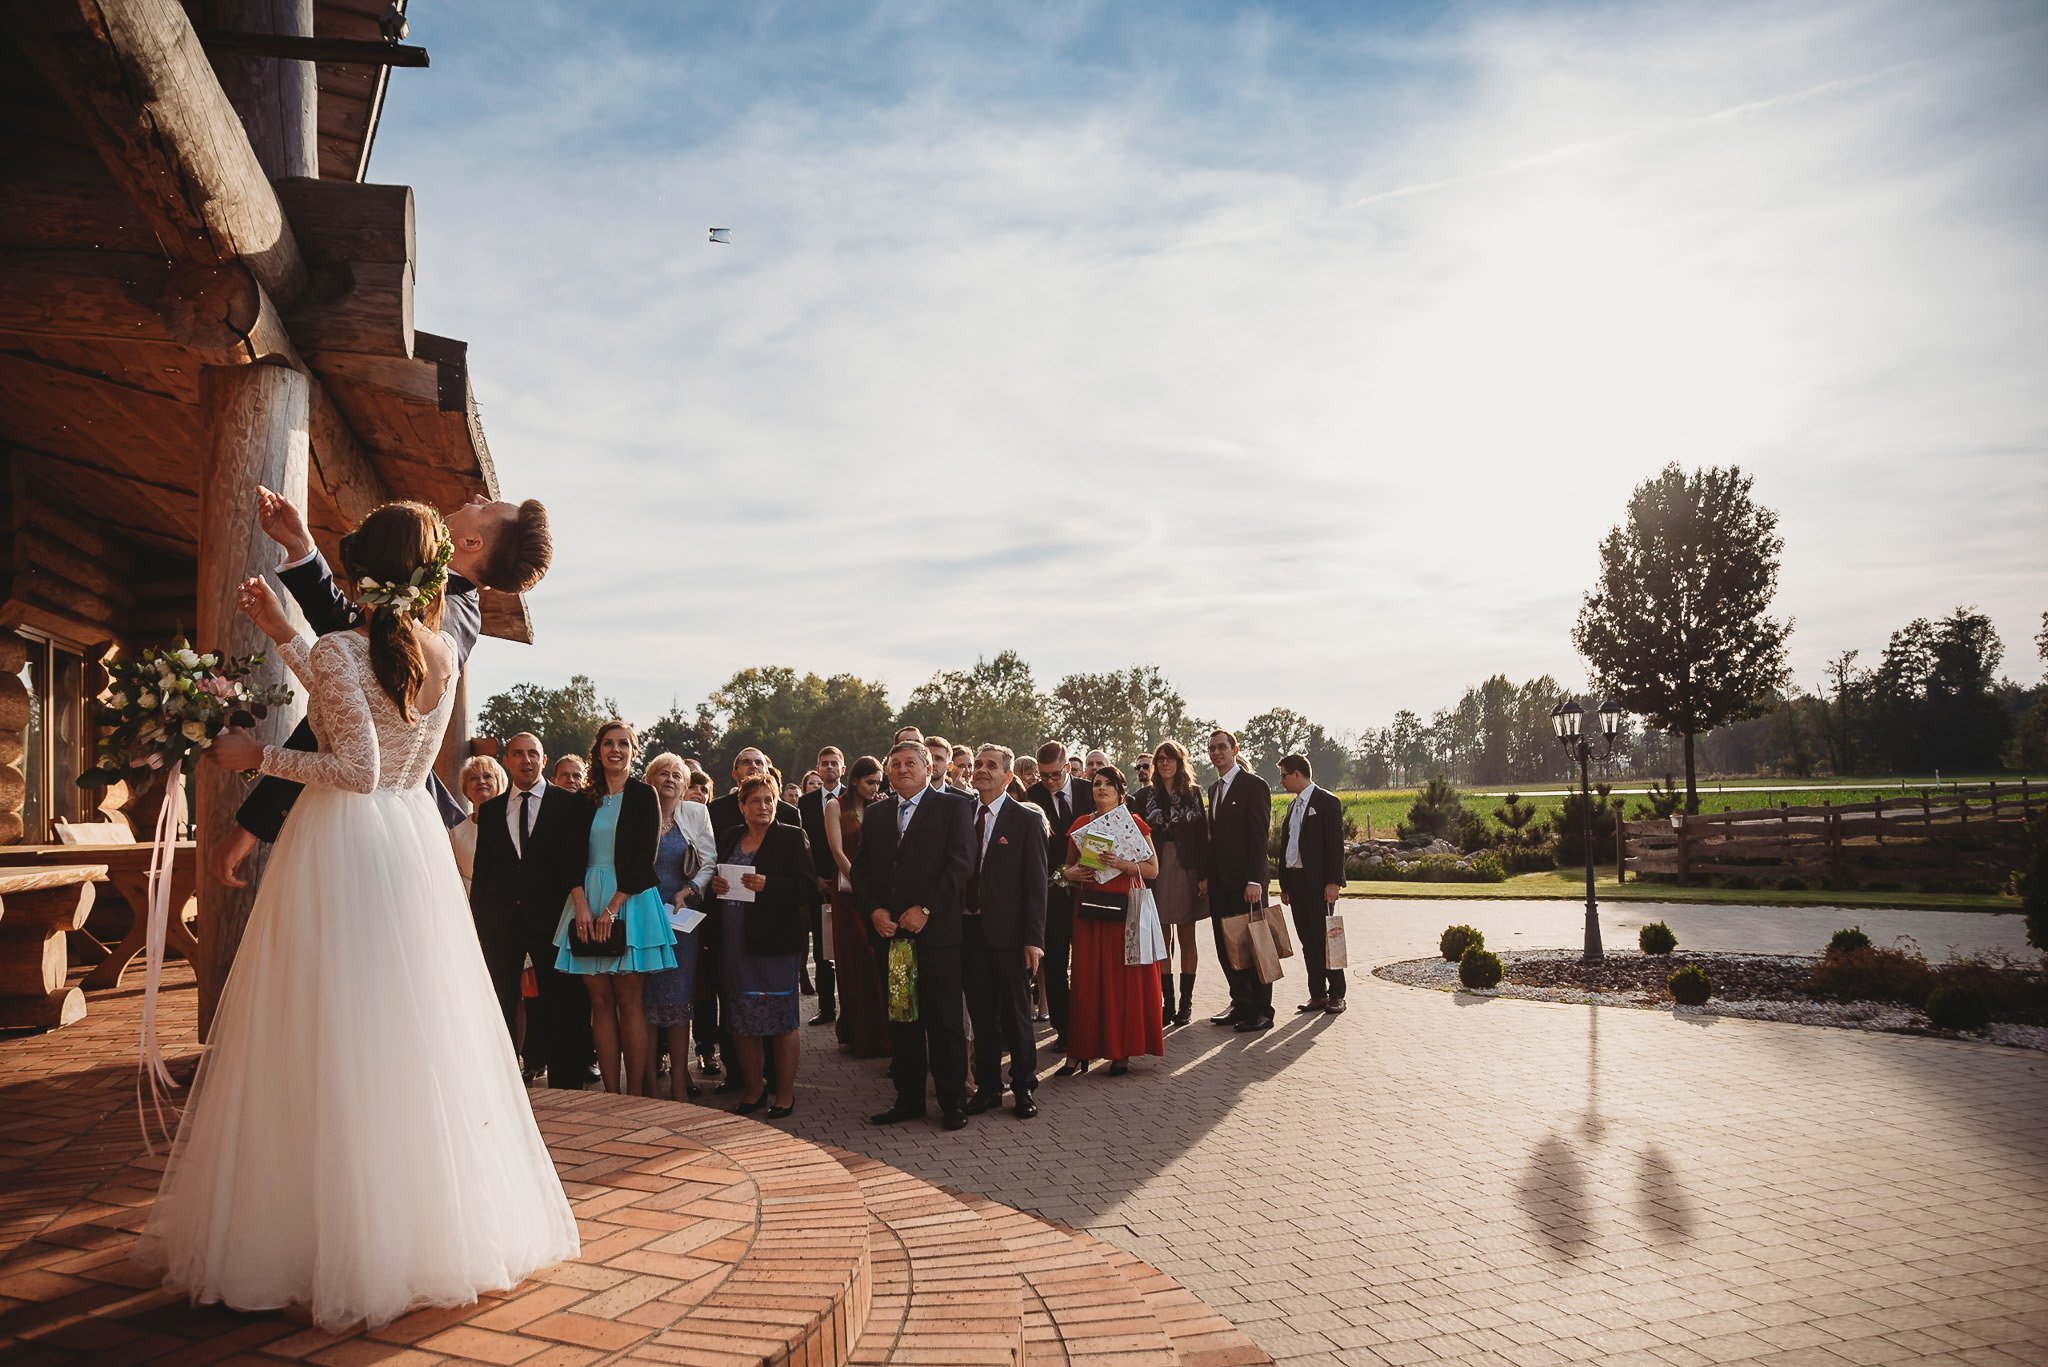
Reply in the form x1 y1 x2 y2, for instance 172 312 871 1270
706 774 818 1118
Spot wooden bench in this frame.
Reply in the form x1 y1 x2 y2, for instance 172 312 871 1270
0 842 199 992
0 864 104 1030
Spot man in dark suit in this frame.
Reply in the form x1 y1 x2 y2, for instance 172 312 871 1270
852 740 975 1130
469 731 592 1087
796 745 845 1026
1277 753 1348 1014
708 746 801 839
961 744 1049 1119
209 486 551 885
1022 741 1079 1047
1205 729 1274 1032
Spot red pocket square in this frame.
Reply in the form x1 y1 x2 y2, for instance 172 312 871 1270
998 836 1009 844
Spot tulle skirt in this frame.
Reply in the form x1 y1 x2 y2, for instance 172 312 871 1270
134 783 580 1331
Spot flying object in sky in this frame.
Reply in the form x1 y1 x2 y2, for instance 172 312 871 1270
708 228 730 244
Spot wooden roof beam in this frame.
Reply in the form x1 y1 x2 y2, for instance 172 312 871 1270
15 0 311 306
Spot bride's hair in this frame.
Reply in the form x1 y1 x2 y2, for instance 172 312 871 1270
339 502 446 722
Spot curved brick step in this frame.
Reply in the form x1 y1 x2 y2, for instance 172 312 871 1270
824 1145 1026 1366
946 1189 1176 1367
1066 1229 1273 1367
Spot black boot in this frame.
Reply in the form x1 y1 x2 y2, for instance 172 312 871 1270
1175 973 1195 1028
1162 976 1176 1022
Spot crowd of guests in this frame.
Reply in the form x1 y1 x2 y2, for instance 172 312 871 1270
454 723 1350 1130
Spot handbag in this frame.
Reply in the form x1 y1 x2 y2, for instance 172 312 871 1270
1220 911 1254 970
1247 915 1284 983
1076 887 1129 923
580 912 628 958
1325 911 1348 970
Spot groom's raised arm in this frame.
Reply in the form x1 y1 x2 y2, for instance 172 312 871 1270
275 549 360 636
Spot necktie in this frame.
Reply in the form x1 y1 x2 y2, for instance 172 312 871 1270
518 790 533 856
967 804 988 912
898 798 915 836
1055 788 1068 828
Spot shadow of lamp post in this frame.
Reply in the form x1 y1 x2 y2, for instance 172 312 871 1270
1552 697 1623 963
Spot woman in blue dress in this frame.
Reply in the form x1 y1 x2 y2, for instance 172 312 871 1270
554 721 677 1095
705 774 817 1118
639 753 713 1099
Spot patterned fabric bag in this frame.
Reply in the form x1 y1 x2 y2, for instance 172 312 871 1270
886 938 919 1022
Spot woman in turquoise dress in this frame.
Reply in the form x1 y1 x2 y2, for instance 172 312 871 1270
554 721 676 1095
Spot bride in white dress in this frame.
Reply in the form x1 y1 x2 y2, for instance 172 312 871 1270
135 501 579 1330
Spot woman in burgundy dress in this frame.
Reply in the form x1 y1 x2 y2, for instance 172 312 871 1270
1057 764 1164 1077
825 756 890 1057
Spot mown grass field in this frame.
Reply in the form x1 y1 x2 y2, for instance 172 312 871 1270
1317 868 2015 914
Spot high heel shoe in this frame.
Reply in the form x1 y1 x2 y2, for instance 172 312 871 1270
733 1096 766 1115
767 1101 795 1119
1053 1060 1089 1078
1108 1060 1129 1076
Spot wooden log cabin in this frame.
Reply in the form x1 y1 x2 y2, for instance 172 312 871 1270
0 1 533 1034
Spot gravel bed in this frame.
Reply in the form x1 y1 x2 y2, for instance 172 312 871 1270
1374 949 2048 1051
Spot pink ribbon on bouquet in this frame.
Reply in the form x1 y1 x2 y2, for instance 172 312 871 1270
137 760 184 1152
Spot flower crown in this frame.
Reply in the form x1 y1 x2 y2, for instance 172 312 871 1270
356 522 455 618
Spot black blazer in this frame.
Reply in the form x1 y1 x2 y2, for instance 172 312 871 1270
849 787 974 949
237 551 482 841
1022 779 1082 882
563 778 661 898
1206 767 1272 916
1282 784 1348 891
469 783 585 952
715 821 818 957
970 796 1049 951
797 785 841 881
707 790 801 844
1134 784 1209 872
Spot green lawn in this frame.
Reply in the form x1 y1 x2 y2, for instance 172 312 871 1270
1319 869 2016 913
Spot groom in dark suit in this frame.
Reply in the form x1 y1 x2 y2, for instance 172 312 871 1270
851 740 975 1130
208 488 552 887
961 745 1049 1119
470 732 592 1087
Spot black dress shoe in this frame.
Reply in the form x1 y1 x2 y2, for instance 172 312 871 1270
733 1096 766 1115
963 1089 1000 1115
767 1102 795 1119
1234 1014 1275 1032
700 1056 723 1077
808 1010 836 1026
1012 1094 1039 1119
1173 1004 1193 1028
1107 1061 1129 1076
1208 1008 1241 1026
870 1105 926 1125
714 1078 744 1094
941 1111 968 1131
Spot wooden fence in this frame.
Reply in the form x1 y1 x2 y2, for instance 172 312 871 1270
1621 782 2038 886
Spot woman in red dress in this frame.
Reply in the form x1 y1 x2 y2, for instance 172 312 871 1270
825 756 891 1057
1057 764 1164 1077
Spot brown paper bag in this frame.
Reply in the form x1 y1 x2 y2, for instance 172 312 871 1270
1220 912 1254 970
1247 916 1284 983
1325 912 1347 969
1262 902 1295 959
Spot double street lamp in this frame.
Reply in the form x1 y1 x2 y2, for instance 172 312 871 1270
1552 698 1623 963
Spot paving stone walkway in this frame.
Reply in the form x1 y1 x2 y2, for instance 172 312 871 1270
777 898 2048 1366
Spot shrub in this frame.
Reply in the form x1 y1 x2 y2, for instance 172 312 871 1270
1929 954 2048 1026
1465 850 1507 883
1500 847 1558 875
1719 873 1759 890
1631 773 1683 821
1828 926 1873 956
1555 782 1622 867
1924 982 1992 1032
1356 854 1504 884
1864 879 1903 893
1440 924 1484 962
1400 776 1481 850
1669 964 1711 1005
2024 817 2048 952
1809 946 1934 1006
1638 921 1677 955
1459 946 1503 989
1777 875 1808 892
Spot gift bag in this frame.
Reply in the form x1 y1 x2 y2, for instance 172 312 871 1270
1126 883 1168 966
520 961 540 1000
820 905 834 960
1263 902 1295 959
1220 911 1254 970
1325 912 1348 969
1247 915 1285 983
886 938 919 1022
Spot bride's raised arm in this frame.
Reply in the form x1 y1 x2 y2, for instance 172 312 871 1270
237 576 320 690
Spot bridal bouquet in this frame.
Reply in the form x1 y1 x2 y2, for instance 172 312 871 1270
78 640 293 791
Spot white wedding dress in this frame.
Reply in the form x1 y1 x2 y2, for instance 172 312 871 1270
136 630 579 1330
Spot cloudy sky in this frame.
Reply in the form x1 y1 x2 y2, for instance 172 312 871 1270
372 0 2048 736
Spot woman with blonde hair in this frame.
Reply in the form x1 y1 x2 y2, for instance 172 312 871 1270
638 753 713 1099
449 754 507 894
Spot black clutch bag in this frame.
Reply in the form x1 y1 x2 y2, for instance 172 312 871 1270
1075 888 1129 923
581 914 628 957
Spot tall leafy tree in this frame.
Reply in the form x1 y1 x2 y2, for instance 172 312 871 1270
1866 608 2010 772
707 666 894 777
475 675 621 768
1046 665 1212 770
641 701 720 767
1573 463 1792 812
897 651 1049 750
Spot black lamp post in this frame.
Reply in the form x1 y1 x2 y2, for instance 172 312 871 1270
1553 697 1623 962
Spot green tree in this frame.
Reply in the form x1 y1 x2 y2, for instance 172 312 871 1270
897 651 1049 751
475 675 620 768
642 701 720 767
1398 776 1477 848
708 667 895 777
1867 608 2011 772
1573 463 1792 812
1046 665 1212 771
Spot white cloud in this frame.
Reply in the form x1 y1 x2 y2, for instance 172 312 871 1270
375 0 2048 734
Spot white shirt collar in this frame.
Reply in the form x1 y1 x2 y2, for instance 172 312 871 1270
512 778 547 800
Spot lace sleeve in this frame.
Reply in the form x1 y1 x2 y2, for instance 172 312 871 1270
274 635 318 690
258 636 378 794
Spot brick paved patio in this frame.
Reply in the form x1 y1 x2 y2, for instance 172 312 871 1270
2 895 2043 1366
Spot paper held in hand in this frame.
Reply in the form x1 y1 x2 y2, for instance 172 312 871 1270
1073 804 1155 885
716 864 756 902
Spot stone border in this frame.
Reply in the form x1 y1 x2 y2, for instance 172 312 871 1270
1372 949 2048 1051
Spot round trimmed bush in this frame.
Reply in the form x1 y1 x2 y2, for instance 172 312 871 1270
1458 945 1503 989
1638 921 1677 955
1668 964 1712 1005
1925 982 1992 1032
1440 924 1484 962
1827 926 1873 956
1465 850 1507 883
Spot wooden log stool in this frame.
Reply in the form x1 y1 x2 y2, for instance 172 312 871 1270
0 865 105 1030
